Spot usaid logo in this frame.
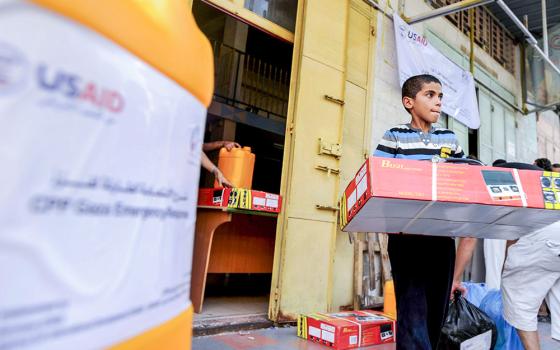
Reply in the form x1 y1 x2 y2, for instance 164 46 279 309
399 25 408 38
0 41 125 116
407 31 428 46
37 65 125 113
398 24 428 46
0 42 29 95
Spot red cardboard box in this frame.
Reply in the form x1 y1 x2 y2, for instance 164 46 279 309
198 188 282 213
297 310 396 349
340 157 560 239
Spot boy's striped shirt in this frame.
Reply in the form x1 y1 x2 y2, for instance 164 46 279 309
374 123 465 160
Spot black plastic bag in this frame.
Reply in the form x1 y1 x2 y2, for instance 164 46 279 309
438 291 497 350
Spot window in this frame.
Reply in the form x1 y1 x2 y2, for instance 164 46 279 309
244 0 297 32
430 0 516 74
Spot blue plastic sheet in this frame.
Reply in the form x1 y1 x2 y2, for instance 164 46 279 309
463 282 490 308
479 290 524 350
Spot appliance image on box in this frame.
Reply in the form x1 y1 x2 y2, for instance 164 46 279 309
481 170 521 201
540 171 560 209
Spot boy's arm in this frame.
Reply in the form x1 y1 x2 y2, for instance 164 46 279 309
201 151 233 187
373 130 398 158
450 237 477 298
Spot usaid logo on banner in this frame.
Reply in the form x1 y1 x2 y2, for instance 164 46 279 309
0 42 30 95
37 65 125 113
398 24 428 46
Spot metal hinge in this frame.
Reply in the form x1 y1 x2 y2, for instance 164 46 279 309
318 138 342 158
288 122 295 134
324 95 345 106
315 164 340 175
316 204 339 211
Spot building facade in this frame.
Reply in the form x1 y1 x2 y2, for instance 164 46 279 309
189 0 559 323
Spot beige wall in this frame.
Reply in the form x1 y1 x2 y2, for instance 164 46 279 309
537 110 560 163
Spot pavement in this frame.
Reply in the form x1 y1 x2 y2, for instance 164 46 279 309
192 325 394 350
193 322 559 350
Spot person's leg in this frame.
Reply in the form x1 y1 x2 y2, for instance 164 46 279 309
502 239 559 350
425 237 455 349
545 277 560 341
516 329 541 350
388 234 431 350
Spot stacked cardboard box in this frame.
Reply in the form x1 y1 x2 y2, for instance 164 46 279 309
297 310 396 349
340 157 560 239
198 188 281 213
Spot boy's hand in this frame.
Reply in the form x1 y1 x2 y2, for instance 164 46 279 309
223 141 240 151
450 280 467 300
213 167 233 188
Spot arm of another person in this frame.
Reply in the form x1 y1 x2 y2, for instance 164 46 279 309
200 151 233 188
450 237 478 298
203 140 240 152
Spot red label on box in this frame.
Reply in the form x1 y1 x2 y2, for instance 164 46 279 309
198 188 282 213
297 310 396 349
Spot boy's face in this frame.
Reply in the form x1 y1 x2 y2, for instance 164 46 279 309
403 82 443 124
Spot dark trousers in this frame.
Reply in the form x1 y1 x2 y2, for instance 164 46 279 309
388 234 455 350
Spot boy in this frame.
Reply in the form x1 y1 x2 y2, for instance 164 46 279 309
374 74 473 349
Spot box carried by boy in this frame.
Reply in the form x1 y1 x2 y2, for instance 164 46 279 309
339 156 560 240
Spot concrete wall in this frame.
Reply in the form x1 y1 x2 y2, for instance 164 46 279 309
537 110 560 163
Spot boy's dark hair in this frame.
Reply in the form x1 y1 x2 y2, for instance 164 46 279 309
492 159 507 166
553 163 560 168
402 74 442 100
534 158 553 171
401 74 442 114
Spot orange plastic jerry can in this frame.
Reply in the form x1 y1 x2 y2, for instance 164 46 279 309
215 146 256 189
0 0 213 349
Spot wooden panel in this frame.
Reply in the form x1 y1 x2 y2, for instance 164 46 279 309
275 218 337 320
285 56 344 222
474 6 490 49
191 209 232 313
302 0 347 70
346 5 371 88
433 0 515 74
208 213 277 273
201 0 295 43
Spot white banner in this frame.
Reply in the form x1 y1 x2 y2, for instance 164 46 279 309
393 14 480 129
0 3 205 349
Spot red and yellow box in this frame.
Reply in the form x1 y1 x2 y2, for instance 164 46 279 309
340 157 560 239
297 310 396 349
198 188 282 213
